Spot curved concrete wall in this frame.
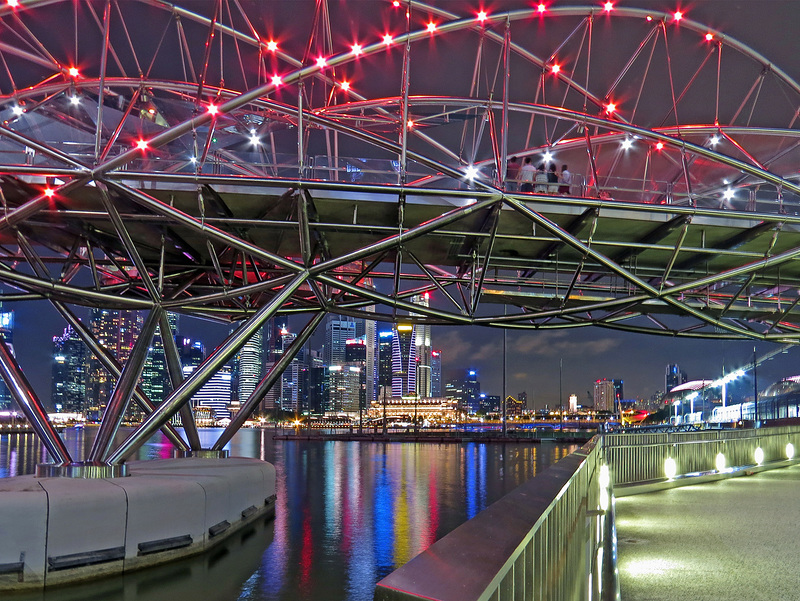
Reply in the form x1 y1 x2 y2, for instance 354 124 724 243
0 457 276 592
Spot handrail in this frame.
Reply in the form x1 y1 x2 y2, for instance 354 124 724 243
374 436 617 601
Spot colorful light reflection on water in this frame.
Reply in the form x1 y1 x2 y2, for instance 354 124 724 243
1 428 576 601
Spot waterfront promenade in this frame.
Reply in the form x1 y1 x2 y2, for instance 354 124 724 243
616 464 800 601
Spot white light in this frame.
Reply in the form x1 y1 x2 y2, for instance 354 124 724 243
542 151 553 163
189 156 197 164
465 165 479 180
599 488 609 511
787 443 795 460
664 457 677 480
723 188 735 201
69 95 80 105
709 135 720 146
599 464 610 489
754 447 764 466
11 105 23 116
715 452 726 472
621 137 633 150
249 134 260 145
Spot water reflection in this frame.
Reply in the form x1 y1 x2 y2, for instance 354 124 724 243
1 428 577 601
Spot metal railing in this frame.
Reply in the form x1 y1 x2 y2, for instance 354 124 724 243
604 425 800 486
374 437 618 601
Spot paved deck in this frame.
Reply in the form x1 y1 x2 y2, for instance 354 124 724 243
616 464 800 601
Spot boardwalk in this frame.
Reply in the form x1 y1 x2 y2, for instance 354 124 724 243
616 464 800 601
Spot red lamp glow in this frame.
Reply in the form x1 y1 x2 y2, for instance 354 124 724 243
605 102 616 114
705 32 714 41
67 67 79 78
316 57 327 68
136 139 148 151
551 64 561 74
207 104 219 116
673 11 683 21
537 3 546 13
266 40 278 52
427 21 437 33
477 10 487 22
351 43 363 56
271 74 282 86
603 2 613 12
7 0 19 8
340 80 350 91
383 33 393 45
43 187 54 198
656 141 664 150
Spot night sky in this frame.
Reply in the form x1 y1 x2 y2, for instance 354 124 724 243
6 0 800 409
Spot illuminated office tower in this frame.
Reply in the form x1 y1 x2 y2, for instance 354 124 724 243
184 364 232 420
324 315 357 367
141 312 179 404
235 328 262 405
464 369 480 414
345 338 367 412
391 324 417 397
594 379 615 412
665 364 687 393
328 364 362 414
0 306 13 409
277 325 307 413
52 326 88 413
87 309 143 417
431 350 442 397
411 293 432 398
377 330 394 398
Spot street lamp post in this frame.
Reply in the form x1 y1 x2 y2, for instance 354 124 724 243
753 347 759 426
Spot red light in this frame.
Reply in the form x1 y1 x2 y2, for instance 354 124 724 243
67 67 79 78
656 141 664 150
407 120 414 128
340 80 350 91
136 139 148 151
551 64 561 74
646 15 653 21
207 104 219 116
383 33 393 45
271 74 282 86
605 102 616 114
43 187 54 198
477 10 487 22
537 3 546 13
7 0 19 7
603 2 613 11
427 21 437 33
424 292 430 300
673 11 683 21
316 56 327 68
351 43 363 56
266 40 278 52
705 32 714 41
392 0 400 6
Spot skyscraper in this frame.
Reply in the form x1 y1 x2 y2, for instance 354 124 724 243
665 364 688 393
87 309 143 418
324 315 357 367
235 327 262 405
0 307 13 409
52 326 88 413
377 330 394 397
141 313 178 405
185 364 232 420
431 350 442 397
392 324 417 397
465 369 480 414
594 379 615 412
412 294 432 398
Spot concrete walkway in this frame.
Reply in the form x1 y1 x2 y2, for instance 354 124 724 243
616 464 800 601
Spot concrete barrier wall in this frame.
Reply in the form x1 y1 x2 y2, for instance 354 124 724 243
0 457 276 592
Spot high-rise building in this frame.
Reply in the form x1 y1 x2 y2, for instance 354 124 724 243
87 309 143 418
52 326 88 413
306 351 328 414
431 349 442 398
0 307 13 409
613 379 624 404
324 315 357 367
377 330 394 395
277 325 304 413
185 364 232 420
141 313 178 405
392 324 417 397
235 328 262 405
445 378 466 413
327 364 362 414
412 294 432 398
665 364 688 393
594 379 615 412
465 369 480 414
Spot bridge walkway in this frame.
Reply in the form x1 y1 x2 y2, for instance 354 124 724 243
615 463 800 601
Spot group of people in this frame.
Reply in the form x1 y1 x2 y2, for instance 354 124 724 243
508 157 571 195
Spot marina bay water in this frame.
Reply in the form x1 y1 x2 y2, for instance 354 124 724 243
1 428 576 601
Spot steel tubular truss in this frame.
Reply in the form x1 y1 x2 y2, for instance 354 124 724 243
0 1 799 465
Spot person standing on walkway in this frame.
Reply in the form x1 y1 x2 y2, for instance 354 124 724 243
534 163 549 193
547 164 559 194
559 164 571 195
519 157 535 192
